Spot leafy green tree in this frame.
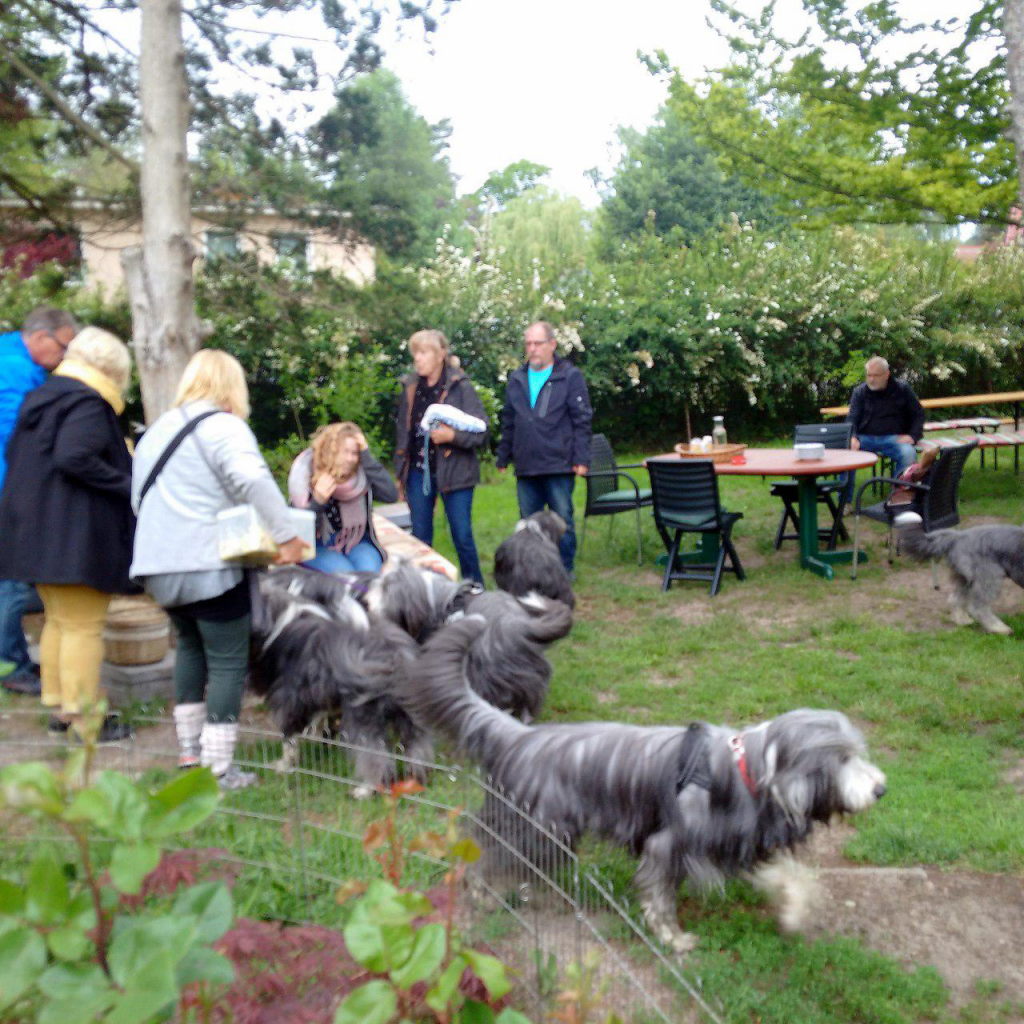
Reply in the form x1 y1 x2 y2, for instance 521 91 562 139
192 102 321 217
595 105 778 246
666 0 1014 228
464 159 551 220
1 1 446 420
487 186 590 292
310 69 457 261
0 1 444 218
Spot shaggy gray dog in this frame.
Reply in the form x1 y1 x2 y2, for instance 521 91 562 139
264 563 569 723
900 523 1024 634
494 510 575 608
453 591 572 721
250 580 430 798
265 561 481 643
403 615 886 953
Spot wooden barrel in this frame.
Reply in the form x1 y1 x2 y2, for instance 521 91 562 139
103 595 170 666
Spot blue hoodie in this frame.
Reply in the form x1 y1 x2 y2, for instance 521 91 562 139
0 330 47 493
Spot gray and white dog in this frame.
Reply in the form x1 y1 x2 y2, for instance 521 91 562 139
494 510 575 608
250 580 430 798
452 590 573 721
403 615 887 953
900 523 1024 634
265 562 569 722
265 561 482 643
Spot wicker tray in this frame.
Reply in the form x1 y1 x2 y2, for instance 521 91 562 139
673 442 748 463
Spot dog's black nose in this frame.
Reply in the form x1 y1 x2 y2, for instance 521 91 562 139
874 783 887 799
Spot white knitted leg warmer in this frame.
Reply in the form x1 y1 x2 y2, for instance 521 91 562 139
200 722 257 789
173 702 206 769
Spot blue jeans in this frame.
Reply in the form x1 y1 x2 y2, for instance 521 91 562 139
407 469 483 584
0 578 34 675
843 435 918 505
302 538 383 574
516 473 577 573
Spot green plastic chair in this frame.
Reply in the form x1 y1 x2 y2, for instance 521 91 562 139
580 433 653 565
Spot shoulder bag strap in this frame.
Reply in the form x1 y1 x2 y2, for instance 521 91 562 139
138 409 221 506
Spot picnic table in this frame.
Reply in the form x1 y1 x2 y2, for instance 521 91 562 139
820 390 1024 472
820 390 1024 429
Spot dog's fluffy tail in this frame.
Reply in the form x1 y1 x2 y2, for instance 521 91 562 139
512 593 574 643
899 525 959 561
403 614 529 765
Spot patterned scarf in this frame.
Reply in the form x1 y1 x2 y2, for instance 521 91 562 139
323 467 369 553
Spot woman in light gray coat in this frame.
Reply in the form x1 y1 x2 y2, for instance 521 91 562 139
131 350 305 789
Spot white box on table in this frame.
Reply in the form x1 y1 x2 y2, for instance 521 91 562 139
793 442 826 460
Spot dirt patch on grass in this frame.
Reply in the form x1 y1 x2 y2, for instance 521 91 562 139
657 547 1024 638
799 827 1024 1014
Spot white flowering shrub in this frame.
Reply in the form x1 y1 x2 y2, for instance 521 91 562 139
5 223 1024 449
560 224 1024 440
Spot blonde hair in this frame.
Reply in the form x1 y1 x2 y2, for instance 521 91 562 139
64 326 131 391
174 349 251 419
409 329 450 357
311 421 362 479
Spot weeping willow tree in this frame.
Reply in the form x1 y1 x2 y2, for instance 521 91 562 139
487 186 591 293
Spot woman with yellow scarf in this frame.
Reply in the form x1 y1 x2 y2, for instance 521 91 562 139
0 326 136 743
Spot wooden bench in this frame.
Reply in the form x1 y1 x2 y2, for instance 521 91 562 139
922 416 1001 433
820 390 1024 473
820 390 1024 429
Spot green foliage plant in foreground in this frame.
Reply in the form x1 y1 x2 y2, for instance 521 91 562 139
333 778 534 1024
333 779 630 1024
0 706 232 1023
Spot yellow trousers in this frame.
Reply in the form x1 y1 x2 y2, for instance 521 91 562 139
36 584 111 715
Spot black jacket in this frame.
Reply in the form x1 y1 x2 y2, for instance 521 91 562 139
496 357 592 476
394 367 489 494
847 377 925 443
0 375 135 593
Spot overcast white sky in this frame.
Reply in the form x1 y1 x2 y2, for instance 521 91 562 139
101 0 979 209
378 0 976 206
381 0 732 205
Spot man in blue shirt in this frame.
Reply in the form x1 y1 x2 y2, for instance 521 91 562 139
0 307 78 695
496 321 592 573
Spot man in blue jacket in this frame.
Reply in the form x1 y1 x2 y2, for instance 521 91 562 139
496 321 593 574
0 307 78 694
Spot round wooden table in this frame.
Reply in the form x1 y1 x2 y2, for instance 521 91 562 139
647 448 878 580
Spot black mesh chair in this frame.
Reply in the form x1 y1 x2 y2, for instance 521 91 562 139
770 422 853 550
851 439 977 579
580 433 653 564
648 459 744 595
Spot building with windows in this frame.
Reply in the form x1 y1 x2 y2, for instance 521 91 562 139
72 207 375 296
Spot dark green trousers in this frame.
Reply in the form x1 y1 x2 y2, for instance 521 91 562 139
169 611 251 723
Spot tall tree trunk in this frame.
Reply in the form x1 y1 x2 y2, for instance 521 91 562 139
1004 0 1024 215
122 0 204 424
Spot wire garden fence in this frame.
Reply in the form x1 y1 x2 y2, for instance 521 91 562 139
0 709 725 1024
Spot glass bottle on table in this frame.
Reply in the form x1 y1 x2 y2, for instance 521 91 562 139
712 415 728 448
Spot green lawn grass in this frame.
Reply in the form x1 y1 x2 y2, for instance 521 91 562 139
420 450 1024 1023
3 447 1022 1023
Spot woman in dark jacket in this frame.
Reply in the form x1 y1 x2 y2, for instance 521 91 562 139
394 329 488 584
0 326 135 742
